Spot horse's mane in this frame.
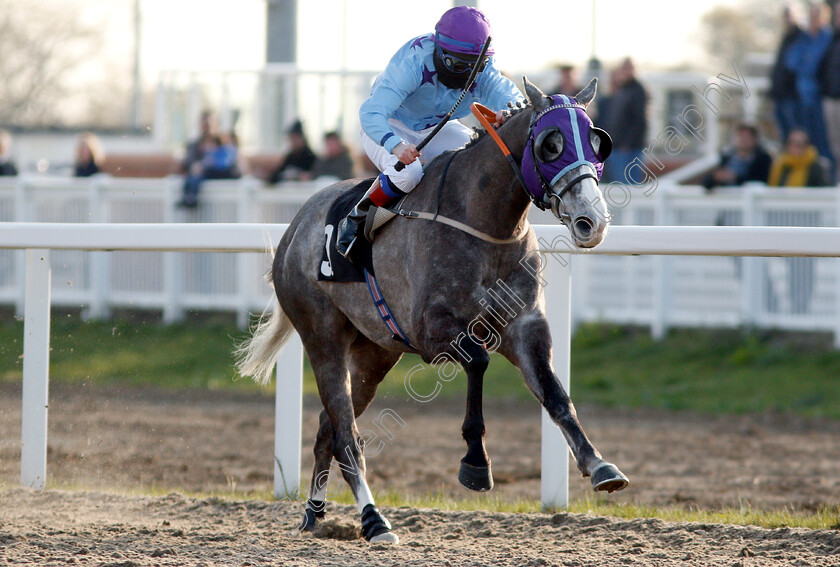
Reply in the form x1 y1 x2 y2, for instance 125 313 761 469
422 101 532 173
461 101 532 151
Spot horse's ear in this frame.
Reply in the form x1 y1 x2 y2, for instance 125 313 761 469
523 76 550 113
574 78 598 109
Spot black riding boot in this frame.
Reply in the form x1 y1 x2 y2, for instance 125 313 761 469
336 193 375 259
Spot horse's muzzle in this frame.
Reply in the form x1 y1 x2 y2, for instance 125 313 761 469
570 215 603 248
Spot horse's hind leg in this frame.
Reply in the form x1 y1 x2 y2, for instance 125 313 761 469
299 410 333 531
306 338 401 543
299 337 401 534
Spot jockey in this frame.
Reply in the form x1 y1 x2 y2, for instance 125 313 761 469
336 6 525 258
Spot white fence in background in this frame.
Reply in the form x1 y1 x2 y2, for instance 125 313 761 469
2 176 840 343
0 175 320 327
9 223 840 510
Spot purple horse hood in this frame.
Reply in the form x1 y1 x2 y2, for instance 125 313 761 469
521 95 609 206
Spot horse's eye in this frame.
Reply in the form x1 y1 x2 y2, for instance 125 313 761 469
536 129 564 163
590 130 600 155
589 127 613 160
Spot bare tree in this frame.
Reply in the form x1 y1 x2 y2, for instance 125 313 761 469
699 0 787 69
0 0 104 127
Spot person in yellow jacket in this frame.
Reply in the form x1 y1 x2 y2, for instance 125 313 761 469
766 128 831 317
768 128 832 186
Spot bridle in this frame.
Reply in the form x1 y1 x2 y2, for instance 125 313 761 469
526 102 601 206
472 97 611 217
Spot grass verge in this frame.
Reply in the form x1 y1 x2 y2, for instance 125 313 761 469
32 481 840 531
0 317 839 419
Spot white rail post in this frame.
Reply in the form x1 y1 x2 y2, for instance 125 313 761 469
274 332 303 499
236 180 256 329
86 176 109 320
742 185 761 328
835 188 840 348
651 189 670 340
14 176 29 318
162 177 184 324
541 251 572 510
21 249 52 490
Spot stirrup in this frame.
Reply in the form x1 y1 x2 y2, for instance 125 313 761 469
336 217 360 259
338 235 358 259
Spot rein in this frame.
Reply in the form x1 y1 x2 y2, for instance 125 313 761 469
470 103 544 209
388 120 530 245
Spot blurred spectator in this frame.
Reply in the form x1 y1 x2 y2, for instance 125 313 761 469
551 64 579 97
786 3 834 175
702 123 772 190
269 120 316 183
770 5 803 143
305 131 354 181
74 132 104 177
594 68 619 131
181 110 219 174
178 132 241 208
768 128 831 187
819 1 840 183
600 57 647 184
0 130 18 176
765 127 829 316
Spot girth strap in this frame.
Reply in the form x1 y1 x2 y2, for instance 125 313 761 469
395 208 528 245
363 268 416 350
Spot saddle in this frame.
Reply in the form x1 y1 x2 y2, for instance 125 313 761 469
317 179 416 350
318 179 376 283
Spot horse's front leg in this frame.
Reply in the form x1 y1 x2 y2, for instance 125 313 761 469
503 314 629 493
419 305 493 491
457 336 494 491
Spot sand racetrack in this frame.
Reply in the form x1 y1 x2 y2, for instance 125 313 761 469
1 382 839 566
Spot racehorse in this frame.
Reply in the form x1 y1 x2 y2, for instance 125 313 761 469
236 78 629 544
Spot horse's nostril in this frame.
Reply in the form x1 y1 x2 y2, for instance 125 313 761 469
574 217 594 237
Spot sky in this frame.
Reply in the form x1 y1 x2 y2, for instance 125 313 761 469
65 0 759 141
95 0 728 80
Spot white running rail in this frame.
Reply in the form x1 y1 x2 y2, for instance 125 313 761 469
6 222 840 510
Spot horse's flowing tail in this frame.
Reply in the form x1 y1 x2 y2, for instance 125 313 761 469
235 300 295 386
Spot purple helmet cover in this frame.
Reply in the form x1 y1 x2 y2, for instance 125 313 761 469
434 6 495 55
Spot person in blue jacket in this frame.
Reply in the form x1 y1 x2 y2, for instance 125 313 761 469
786 3 834 177
336 6 524 258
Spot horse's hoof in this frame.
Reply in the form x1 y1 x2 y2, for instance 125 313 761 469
458 460 494 492
361 504 394 543
369 531 399 544
590 462 629 493
298 499 325 532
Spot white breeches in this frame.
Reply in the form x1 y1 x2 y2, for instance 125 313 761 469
361 118 475 192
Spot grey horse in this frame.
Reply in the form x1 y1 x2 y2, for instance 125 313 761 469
237 78 629 544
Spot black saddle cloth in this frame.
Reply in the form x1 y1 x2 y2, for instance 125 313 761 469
318 178 375 283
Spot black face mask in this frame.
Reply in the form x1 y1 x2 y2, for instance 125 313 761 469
433 49 470 90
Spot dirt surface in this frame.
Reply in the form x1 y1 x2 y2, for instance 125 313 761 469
1 489 839 567
1 382 839 565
